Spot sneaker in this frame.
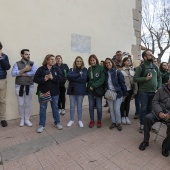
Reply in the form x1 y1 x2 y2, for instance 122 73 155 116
59 109 61 114
139 141 149 151
134 114 139 119
37 125 45 133
25 120 33 127
126 117 131 125
139 125 144 133
117 124 122 131
78 120 84 128
61 109 65 115
109 123 116 129
1 120 7 127
121 117 126 125
89 121 95 128
67 120 74 127
162 148 169 157
56 123 63 130
97 121 102 128
19 119 24 127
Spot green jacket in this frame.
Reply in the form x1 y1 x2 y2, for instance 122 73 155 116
160 70 170 84
87 64 105 93
134 61 162 92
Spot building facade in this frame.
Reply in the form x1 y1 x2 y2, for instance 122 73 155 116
0 0 141 120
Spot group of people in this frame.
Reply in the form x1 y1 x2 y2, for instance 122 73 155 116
0 41 170 157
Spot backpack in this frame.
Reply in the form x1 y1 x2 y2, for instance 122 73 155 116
140 63 158 77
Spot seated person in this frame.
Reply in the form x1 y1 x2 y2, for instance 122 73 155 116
139 78 170 157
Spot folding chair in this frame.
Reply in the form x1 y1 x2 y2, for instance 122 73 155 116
154 122 166 141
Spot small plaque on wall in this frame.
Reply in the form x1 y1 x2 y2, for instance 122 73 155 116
71 34 91 54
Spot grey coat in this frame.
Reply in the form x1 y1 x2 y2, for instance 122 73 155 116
152 84 170 119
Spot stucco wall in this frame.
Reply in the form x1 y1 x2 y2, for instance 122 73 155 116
0 0 137 120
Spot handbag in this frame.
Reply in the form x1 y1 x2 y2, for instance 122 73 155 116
105 90 117 101
92 86 105 97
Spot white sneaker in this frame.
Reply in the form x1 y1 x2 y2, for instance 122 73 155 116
55 123 63 130
78 120 84 128
59 109 61 114
20 119 24 127
126 117 131 125
67 120 74 127
61 109 65 115
121 117 126 125
37 125 45 133
25 120 33 127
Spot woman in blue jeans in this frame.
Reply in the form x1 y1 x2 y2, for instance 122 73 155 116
33 54 63 133
104 58 127 131
67 56 87 127
87 54 105 128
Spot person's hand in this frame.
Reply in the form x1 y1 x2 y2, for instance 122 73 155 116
123 96 126 102
164 114 170 121
20 73 27 76
159 112 166 119
48 73 53 80
146 73 152 81
90 87 93 90
44 75 49 81
23 65 31 72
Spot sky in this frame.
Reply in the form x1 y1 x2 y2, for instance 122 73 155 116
142 0 170 63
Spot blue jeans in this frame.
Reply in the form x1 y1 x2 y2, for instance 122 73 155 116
69 95 84 121
39 95 60 127
107 97 123 124
88 94 102 121
138 92 155 125
135 92 141 115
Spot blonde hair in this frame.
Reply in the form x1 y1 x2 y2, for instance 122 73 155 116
42 54 55 66
73 56 85 69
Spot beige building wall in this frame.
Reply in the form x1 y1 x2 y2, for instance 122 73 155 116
0 0 138 120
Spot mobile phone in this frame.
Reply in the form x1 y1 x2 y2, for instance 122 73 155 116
45 70 51 75
148 69 151 76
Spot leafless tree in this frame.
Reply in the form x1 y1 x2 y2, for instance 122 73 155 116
141 0 170 63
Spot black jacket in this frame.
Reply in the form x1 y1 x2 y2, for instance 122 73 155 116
56 63 69 86
33 65 63 96
0 53 11 79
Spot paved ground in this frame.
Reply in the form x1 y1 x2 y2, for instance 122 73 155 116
0 101 169 170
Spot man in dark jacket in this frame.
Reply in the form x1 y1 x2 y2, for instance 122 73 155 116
139 79 170 157
0 42 11 127
112 51 123 69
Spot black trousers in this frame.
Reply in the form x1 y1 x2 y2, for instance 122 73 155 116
58 86 66 109
144 112 170 150
120 90 133 117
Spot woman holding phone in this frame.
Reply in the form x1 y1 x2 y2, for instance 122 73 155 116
34 54 63 133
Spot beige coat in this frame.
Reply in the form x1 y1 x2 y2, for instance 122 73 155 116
121 67 138 96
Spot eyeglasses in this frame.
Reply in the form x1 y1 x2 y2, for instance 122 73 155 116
24 54 30 56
